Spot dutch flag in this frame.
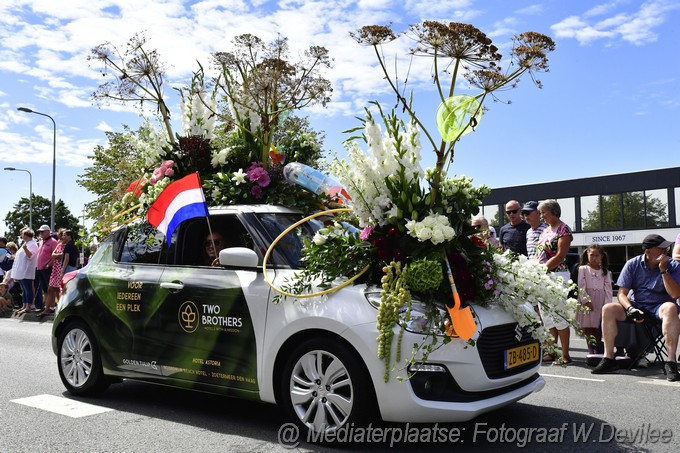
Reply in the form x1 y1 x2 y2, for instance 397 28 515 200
147 173 209 246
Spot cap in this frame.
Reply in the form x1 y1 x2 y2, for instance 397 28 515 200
521 201 539 213
38 225 51 232
641 234 673 250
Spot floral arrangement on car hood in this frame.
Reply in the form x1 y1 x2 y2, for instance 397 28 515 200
281 22 584 381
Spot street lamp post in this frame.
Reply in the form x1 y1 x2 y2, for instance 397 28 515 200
17 107 56 231
3 167 33 229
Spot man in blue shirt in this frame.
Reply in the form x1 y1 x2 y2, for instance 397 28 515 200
592 234 680 380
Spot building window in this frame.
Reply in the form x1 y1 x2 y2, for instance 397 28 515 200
582 194 623 231
623 191 645 229
581 195 600 231
601 194 622 230
644 189 668 228
557 197 575 230
482 205 500 229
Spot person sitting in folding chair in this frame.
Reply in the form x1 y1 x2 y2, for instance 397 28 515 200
592 234 680 381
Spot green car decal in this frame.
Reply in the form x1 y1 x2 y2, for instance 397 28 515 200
69 249 259 395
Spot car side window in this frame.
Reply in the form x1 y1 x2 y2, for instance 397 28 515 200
117 222 171 265
174 214 253 266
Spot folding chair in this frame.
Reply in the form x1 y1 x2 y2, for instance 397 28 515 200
628 317 667 374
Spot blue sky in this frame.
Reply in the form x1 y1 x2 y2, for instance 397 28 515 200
1 0 679 237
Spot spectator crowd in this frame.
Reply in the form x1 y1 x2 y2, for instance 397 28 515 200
0 225 79 318
473 199 680 381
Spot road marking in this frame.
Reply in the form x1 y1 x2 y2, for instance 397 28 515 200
636 380 680 387
540 373 605 382
11 394 114 418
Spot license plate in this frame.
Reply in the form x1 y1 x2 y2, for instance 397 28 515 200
504 343 539 370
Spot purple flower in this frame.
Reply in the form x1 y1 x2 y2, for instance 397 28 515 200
251 185 263 199
247 165 271 187
360 226 375 241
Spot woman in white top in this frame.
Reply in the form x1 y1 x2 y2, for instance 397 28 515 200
11 228 39 314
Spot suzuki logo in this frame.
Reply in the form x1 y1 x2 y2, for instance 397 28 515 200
514 323 523 342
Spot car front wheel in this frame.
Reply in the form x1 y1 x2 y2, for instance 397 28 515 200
57 321 109 396
280 338 377 435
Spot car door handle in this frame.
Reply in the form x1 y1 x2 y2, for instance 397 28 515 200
160 281 184 291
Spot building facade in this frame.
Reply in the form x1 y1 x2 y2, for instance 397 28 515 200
481 167 680 279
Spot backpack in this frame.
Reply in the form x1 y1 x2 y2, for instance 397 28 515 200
0 251 13 272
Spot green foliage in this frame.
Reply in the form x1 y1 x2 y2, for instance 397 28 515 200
77 126 147 228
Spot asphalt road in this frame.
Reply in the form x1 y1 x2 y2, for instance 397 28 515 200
1 317 678 453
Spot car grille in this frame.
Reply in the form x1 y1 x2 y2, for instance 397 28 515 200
476 323 540 379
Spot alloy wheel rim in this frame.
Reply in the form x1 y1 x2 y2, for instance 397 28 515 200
289 350 353 432
60 328 93 388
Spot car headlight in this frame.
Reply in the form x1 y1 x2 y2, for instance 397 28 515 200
364 291 448 335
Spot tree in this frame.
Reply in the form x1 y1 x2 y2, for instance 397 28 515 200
3 195 80 239
582 192 667 231
77 126 147 227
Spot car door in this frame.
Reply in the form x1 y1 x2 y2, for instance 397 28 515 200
86 222 169 377
148 214 260 395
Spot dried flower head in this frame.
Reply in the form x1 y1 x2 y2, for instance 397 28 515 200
408 21 501 67
351 25 398 45
465 66 508 92
512 32 555 72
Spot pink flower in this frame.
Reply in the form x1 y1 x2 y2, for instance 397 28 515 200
164 168 174 177
250 185 263 199
360 226 375 241
247 164 271 188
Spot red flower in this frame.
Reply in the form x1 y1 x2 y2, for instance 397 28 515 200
125 178 146 197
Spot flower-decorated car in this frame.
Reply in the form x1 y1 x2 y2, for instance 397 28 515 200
52 204 545 435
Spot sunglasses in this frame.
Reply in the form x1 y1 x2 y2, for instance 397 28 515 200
204 239 224 248
505 209 519 215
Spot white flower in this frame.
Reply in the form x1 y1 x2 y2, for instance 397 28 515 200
430 228 445 244
231 169 247 185
415 226 432 242
312 232 327 245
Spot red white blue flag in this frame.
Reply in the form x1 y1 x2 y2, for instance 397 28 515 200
147 173 209 245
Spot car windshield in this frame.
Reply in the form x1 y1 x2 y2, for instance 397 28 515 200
257 213 359 269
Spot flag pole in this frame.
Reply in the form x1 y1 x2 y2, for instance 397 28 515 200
197 172 217 264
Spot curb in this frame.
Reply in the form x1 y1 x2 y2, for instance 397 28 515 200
2 310 54 323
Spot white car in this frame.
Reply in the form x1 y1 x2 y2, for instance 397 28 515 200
52 204 544 434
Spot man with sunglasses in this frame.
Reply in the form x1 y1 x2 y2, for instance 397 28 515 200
592 234 680 380
498 200 530 256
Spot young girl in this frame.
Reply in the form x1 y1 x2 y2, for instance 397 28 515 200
576 244 612 354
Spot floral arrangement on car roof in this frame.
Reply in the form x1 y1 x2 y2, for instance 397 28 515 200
91 33 334 232
279 22 584 381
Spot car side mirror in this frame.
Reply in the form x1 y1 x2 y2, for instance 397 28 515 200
218 247 258 268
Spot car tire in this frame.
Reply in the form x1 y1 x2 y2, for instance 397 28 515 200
57 320 110 396
280 337 377 436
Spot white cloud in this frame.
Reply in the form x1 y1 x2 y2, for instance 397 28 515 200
515 4 545 16
95 121 113 132
552 0 679 46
